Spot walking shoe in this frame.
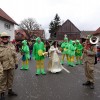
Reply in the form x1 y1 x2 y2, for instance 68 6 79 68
41 69 46 75
25 65 29 70
8 89 17 96
20 65 25 70
36 69 41 75
89 82 94 89
0 92 5 100
76 61 79 65
82 81 91 86
70 63 76 67
80 60 83 65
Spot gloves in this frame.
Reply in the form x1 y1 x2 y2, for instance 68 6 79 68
15 64 18 69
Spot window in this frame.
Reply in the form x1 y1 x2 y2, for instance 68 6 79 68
4 23 11 29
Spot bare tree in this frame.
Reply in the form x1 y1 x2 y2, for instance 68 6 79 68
19 18 41 40
19 18 40 30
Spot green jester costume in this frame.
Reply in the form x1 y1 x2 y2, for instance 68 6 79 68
74 40 83 65
32 37 46 75
67 40 76 67
60 37 69 65
20 40 30 70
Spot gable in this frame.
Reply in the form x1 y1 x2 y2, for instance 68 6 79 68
0 8 18 25
57 20 80 33
93 27 100 35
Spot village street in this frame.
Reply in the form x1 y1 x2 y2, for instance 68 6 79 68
5 55 100 100
0 2 100 100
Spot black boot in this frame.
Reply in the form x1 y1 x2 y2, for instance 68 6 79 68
89 82 94 89
0 92 5 100
8 89 17 96
82 81 91 86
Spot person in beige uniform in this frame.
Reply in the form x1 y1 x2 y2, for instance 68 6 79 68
82 36 97 89
0 32 18 100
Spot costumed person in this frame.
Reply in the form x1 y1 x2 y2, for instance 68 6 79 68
45 40 50 57
0 32 18 100
20 40 30 70
75 40 83 65
48 41 63 73
67 40 76 67
28 41 33 60
32 37 46 75
96 44 100 61
0 34 3 100
60 35 69 65
82 35 98 89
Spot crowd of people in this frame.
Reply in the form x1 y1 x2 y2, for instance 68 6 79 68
0 32 100 100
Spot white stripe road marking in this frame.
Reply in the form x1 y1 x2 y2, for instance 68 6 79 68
62 66 70 73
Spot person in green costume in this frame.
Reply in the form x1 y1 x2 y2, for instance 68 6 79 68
32 37 46 75
75 40 83 65
20 40 30 70
67 40 76 67
60 36 69 65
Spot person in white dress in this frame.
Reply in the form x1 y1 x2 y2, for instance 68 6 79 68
48 41 63 73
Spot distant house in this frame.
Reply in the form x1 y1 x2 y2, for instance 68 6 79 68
15 29 45 41
53 19 81 41
80 31 94 43
92 27 100 39
0 8 18 40
15 30 27 41
30 30 45 39
92 27 100 45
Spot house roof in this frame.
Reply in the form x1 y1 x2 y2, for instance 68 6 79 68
15 29 45 40
80 31 94 39
15 30 27 37
92 27 100 35
57 19 81 33
0 8 18 25
30 30 45 38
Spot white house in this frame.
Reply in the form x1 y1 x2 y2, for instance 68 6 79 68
0 8 18 40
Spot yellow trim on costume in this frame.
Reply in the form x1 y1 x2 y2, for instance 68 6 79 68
64 48 67 51
38 50 43 56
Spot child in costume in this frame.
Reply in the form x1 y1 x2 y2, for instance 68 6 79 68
48 41 63 73
60 36 69 65
75 40 83 65
32 37 46 75
20 40 30 70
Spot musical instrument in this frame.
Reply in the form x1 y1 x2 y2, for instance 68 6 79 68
89 36 99 44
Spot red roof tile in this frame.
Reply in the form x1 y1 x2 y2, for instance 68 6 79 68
15 30 27 37
93 27 100 35
0 8 18 25
15 29 45 39
30 30 45 38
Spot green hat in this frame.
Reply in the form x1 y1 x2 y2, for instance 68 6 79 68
36 37 41 42
76 40 80 42
64 37 68 41
22 40 27 45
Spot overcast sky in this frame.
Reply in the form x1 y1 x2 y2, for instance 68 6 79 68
0 0 100 38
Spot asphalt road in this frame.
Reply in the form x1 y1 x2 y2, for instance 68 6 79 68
5 57 100 100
